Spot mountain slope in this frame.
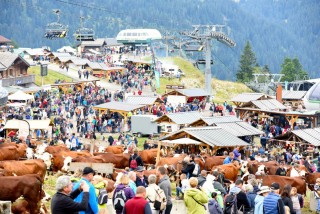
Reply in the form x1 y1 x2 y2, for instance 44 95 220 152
0 0 318 80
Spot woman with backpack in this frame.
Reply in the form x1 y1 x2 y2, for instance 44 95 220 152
92 175 109 214
113 174 135 214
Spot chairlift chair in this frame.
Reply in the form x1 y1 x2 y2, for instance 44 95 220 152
74 27 95 41
44 9 69 39
74 16 95 41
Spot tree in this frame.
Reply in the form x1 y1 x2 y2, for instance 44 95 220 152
236 41 257 83
280 57 308 82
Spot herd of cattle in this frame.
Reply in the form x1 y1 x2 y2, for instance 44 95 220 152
0 142 320 213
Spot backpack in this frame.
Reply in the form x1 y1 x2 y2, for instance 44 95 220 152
153 187 167 211
98 188 108 205
130 157 138 169
113 188 127 211
224 193 237 214
192 163 200 176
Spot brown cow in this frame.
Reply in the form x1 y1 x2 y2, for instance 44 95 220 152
139 149 159 165
0 159 47 182
95 153 130 168
203 156 226 171
258 175 306 195
212 163 240 182
45 145 70 154
306 172 320 191
0 174 44 214
105 146 125 154
0 146 21 160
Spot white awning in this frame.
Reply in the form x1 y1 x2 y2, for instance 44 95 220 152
8 90 34 101
4 119 51 130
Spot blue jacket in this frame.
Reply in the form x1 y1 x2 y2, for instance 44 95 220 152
263 192 284 214
73 178 99 214
254 195 264 214
247 192 257 210
223 157 233 164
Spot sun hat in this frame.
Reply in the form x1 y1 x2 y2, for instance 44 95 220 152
258 186 270 194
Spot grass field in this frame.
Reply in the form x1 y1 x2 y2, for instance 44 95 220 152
154 56 252 103
28 66 73 86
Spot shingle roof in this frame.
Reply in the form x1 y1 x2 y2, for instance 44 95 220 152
231 93 266 103
0 52 30 68
216 121 263 137
0 35 11 43
160 126 249 147
51 52 71 57
155 111 202 125
24 48 45 56
88 62 108 70
282 90 307 100
93 102 145 112
292 128 320 146
125 96 160 105
175 88 210 97
200 116 241 125
71 58 90 66
251 99 287 110
81 38 106 46
57 56 78 62
105 38 122 46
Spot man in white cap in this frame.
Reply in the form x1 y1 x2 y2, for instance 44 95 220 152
254 186 270 214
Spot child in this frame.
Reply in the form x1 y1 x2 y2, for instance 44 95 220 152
175 173 189 200
290 187 303 214
208 192 223 214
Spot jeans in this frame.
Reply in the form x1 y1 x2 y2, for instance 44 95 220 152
176 187 182 197
162 204 172 214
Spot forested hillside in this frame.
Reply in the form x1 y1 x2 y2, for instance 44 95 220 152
0 0 319 80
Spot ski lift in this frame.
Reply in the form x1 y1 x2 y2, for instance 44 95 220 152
44 9 69 39
74 16 95 41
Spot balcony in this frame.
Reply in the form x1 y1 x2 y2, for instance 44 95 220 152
0 74 35 87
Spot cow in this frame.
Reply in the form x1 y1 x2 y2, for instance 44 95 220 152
0 146 21 160
306 172 320 191
258 175 306 195
203 156 226 171
51 150 92 172
26 147 35 159
0 159 47 182
105 145 125 154
35 152 53 172
212 162 241 182
11 191 51 214
139 148 159 165
0 174 44 214
95 153 130 169
45 145 70 155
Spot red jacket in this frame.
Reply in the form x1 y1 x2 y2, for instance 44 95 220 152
123 196 152 214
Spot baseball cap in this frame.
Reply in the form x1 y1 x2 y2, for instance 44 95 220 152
82 167 96 175
270 182 280 190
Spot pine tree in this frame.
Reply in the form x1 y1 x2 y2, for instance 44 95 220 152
236 41 256 83
280 57 308 82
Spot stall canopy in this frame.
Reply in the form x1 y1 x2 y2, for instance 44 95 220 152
161 138 203 147
8 90 34 101
159 126 249 148
4 119 51 130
